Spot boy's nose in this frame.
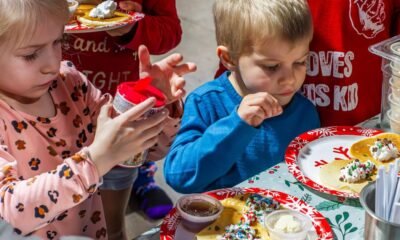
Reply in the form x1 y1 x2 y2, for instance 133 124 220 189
280 68 296 84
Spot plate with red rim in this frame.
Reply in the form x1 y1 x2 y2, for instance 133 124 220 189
160 187 334 240
285 126 384 199
64 11 144 34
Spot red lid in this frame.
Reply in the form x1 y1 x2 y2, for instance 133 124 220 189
116 77 166 108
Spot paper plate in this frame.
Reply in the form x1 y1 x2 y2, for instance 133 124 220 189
65 12 144 34
160 187 334 240
285 126 383 198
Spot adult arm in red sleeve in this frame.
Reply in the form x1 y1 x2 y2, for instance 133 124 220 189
121 0 182 54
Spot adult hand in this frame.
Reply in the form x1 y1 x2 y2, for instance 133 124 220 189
106 1 142 37
138 45 197 103
237 92 283 127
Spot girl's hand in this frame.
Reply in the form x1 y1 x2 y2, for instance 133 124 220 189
138 45 197 103
88 97 168 176
106 1 143 36
237 92 283 127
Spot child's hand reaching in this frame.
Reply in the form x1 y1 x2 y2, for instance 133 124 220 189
237 92 283 127
138 45 197 103
106 1 142 37
88 97 168 176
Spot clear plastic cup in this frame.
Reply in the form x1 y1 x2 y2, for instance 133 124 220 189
388 93 400 116
264 209 312 240
389 78 400 101
67 0 79 18
387 110 400 133
176 194 223 233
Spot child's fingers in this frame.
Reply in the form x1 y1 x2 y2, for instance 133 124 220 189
174 62 197 76
138 45 151 77
116 97 156 123
97 103 113 123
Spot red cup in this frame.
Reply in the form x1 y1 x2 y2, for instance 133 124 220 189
113 77 166 168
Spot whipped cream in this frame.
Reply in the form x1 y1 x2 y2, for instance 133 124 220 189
273 214 302 233
339 159 376 183
89 0 117 19
369 138 399 162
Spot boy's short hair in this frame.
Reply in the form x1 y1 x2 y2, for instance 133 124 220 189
213 0 313 62
0 0 69 49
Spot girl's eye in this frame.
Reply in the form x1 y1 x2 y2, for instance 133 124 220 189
23 53 38 62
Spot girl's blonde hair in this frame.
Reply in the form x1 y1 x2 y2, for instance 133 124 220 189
213 0 313 62
0 0 69 48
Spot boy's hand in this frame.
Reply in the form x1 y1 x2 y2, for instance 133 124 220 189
237 92 283 127
138 45 197 103
106 1 142 37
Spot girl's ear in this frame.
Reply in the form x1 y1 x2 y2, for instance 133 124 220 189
217 46 236 71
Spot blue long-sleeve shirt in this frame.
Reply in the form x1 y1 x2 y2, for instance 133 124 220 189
164 72 320 193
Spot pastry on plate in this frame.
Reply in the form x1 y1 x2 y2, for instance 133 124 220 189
196 194 280 240
74 1 131 27
350 132 400 167
319 158 376 193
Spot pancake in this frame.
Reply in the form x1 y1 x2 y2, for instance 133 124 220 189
196 194 272 240
350 132 400 167
320 159 376 193
74 4 131 27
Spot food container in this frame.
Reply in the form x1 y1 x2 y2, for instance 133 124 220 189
176 194 223 233
67 0 79 17
113 77 166 168
360 182 400 240
264 209 312 240
369 36 400 133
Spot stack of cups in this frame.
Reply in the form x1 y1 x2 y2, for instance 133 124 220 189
387 41 400 133
113 77 166 168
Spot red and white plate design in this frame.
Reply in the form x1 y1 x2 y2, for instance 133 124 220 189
285 126 383 199
160 187 334 240
64 12 144 34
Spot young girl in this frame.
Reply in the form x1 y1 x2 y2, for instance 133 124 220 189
64 1 183 236
0 0 194 239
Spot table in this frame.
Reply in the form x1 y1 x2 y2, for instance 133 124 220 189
134 116 382 240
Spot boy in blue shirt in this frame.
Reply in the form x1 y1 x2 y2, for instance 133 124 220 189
164 0 320 193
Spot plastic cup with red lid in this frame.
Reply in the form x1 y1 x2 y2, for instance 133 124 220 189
113 77 166 168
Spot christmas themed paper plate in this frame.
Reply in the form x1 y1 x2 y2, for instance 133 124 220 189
65 11 144 34
285 126 383 198
160 187 334 240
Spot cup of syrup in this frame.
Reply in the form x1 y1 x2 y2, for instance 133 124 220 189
176 194 223 233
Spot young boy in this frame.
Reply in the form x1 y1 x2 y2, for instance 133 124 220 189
164 0 320 194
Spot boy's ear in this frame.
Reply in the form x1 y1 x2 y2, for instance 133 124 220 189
217 46 236 71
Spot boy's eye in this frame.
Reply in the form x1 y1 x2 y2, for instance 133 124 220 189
23 53 38 62
263 64 279 72
295 60 307 66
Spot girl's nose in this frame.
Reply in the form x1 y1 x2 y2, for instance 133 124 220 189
41 49 61 75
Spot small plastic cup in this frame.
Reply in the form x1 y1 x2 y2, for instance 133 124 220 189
387 110 400 133
389 78 400 101
67 0 79 18
176 194 223 233
113 77 166 168
264 209 312 240
388 93 400 117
